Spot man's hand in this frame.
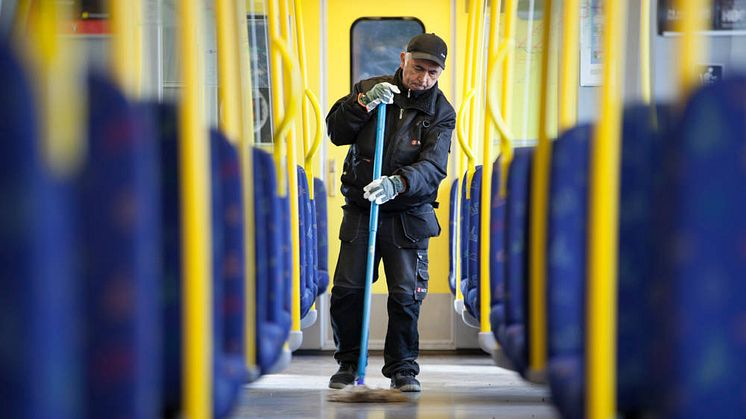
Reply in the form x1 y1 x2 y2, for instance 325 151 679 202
363 175 406 205
358 82 401 112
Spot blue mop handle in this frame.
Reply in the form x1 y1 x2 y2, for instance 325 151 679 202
356 104 386 385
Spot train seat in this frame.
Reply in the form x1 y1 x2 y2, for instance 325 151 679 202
253 149 292 374
0 40 82 419
497 146 534 377
463 166 483 320
296 166 318 323
489 156 507 342
79 73 162 418
314 178 330 296
448 178 459 296
652 78 746 419
210 129 250 416
546 105 670 418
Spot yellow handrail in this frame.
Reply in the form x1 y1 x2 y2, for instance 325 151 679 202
466 0 486 201
456 88 477 165
236 0 259 373
267 0 287 195
478 0 502 333
22 0 85 177
676 0 708 101
177 0 212 416
292 0 321 199
640 0 652 105
486 41 516 198
304 88 324 196
528 0 553 379
270 38 301 150
587 0 626 417
111 0 136 97
498 0 518 199
216 0 242 143
559 0 580 130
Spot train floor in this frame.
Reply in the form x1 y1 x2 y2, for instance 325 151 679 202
230 352 559 418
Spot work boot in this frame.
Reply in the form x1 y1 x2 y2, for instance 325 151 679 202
390 370 421 392
329 363 357 389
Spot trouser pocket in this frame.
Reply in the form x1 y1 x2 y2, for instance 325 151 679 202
414 250 429 301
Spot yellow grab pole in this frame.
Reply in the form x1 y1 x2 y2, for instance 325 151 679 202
216 0 242 143
267 0 286 195
478 0 502 333
23 0 85 177
528 0 553 378
587 0 626 417
278 0 303 338
292 0 316 197
498 0 518 197
640 0 652 105
559 0 580 130
111 0 136 96
466 0 485 200
303 89 323 198
236 0 259 372
675 0 707 101
177 0 212 416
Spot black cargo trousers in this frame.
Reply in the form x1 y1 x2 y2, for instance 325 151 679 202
330 203 439 378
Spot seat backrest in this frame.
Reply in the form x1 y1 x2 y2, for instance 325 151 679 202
0 40 82 419
80 73 161 419
652 78 746 419
313 178 329 295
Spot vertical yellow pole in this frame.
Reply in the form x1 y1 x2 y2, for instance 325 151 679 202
559 0 580 130
640 0 652 105
478 0 501 333
528 0 552 377
278 0 302 337
587 0 626 417
177 0 212 417
216 0 242 142
238 0 258 374
111 0 135 96
675 0 706 100
466 0 484 199
292 0 313 195
498 0 517 196
267 0 287 195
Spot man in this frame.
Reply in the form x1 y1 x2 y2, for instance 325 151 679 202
325 33 456 392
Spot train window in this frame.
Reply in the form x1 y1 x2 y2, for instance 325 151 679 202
247 15 274 144
350 17 425 88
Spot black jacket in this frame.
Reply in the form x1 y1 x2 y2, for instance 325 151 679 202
326 69 456 217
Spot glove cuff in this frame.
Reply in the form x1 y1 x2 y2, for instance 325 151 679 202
390 175 406 194
357 93 375 112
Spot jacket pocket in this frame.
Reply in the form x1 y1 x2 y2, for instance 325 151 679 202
415 250 429 301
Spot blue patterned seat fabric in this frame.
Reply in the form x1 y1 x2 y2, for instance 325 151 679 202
79 73 162 418
459 173 471 305
448 178 459 295
209 129 249 417
499 147 534 376
547 105 672 419
463 166 483 319
651 78 746 419
297 166 318 319
489 156 507 344
253 149 291 374
0 40 82 419
314 178 330 295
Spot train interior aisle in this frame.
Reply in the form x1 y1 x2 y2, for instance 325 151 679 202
230 353 557 418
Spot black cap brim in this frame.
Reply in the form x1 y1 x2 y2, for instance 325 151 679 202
409 52 445 69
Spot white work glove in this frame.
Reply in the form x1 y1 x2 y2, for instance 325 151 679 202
358 82 401 112
363 175 406 205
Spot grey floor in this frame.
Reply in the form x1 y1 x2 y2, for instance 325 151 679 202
229 353 560 418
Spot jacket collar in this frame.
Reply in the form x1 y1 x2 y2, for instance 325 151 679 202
392 68 438 116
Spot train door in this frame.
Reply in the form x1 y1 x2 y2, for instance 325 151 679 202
323 0 459 350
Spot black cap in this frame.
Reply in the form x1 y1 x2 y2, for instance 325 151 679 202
406 33 447 69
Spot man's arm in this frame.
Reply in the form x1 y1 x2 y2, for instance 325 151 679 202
325 82 373 146
394 109 456 200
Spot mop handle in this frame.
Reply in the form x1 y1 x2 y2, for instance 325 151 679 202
356 104 386 385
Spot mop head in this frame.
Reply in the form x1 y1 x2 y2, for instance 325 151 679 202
326 385 409 403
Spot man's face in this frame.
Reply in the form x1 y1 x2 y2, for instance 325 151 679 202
399 53 443 91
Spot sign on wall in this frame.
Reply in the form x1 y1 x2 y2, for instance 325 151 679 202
658 0 746 34
580 0 603 86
